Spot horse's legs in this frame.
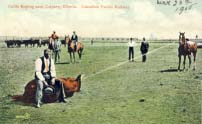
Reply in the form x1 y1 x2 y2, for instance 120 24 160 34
78 50 81 60
188 54 191 68
54 51 59 63
73 52 75 62
183 55 186 70
178 55 181 71
54 51 57 63
69 52 72 63
193 52 196 70
80 49 83 60
58 51 60 62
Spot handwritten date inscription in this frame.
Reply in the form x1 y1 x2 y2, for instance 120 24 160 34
157 0 197 15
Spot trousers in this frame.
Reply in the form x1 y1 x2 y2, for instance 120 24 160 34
128 47 134 60
35 75 65 104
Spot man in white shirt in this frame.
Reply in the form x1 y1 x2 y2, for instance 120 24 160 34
35 49 66 108
128 37 135 62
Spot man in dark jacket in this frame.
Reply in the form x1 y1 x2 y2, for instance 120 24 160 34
140 37 149 62
71 31 78 51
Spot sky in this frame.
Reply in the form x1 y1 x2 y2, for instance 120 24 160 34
0 0 201 39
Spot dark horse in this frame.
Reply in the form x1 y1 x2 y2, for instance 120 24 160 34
65 36 84 63
178 32 197 71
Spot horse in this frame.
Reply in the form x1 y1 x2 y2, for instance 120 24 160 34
60 35 69 47
12 75 82 104
178 32 197 71
65 36 84 63
48 37 55 57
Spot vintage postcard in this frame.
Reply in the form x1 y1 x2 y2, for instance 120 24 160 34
0 0 201 124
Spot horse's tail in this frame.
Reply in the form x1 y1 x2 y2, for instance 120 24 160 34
12 95 24 101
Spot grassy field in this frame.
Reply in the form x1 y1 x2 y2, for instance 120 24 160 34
0 42 201 124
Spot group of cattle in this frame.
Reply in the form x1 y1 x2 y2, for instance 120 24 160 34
5 38 67 48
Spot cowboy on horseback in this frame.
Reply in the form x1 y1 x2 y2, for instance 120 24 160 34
35 49 66 108
71 31 78 51
49 31 59 49
51 31 59 41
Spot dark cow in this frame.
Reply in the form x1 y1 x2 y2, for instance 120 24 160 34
5 40 14 48
5 40 22 48
41 39 49 47
32 39 42 47
61 39 67 47
22 39 33 48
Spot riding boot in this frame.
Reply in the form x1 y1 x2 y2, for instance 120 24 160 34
56 81 66 103
59 89 66 103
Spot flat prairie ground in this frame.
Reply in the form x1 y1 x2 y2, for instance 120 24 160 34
0 42 201 124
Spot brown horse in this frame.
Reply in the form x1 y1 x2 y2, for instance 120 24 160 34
178 32 197 71
48 37 55 57
65 36 84 63
12 75 82 104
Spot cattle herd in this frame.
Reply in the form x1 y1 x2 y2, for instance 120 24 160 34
5 38 67 48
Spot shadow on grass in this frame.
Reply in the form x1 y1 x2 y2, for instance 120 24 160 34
10 92 75 108
55 62 70 65
11 99 35 107
128 60 142 63
56 61 82 64
0 96 35 108
194 74 202 80
160 69 180 73
9 95 35 107
10 97 70 108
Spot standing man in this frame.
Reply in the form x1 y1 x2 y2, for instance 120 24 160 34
53 38 61 63
128 37 135 62
35 49 66 108
140 37 149 62
71 31 78 51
